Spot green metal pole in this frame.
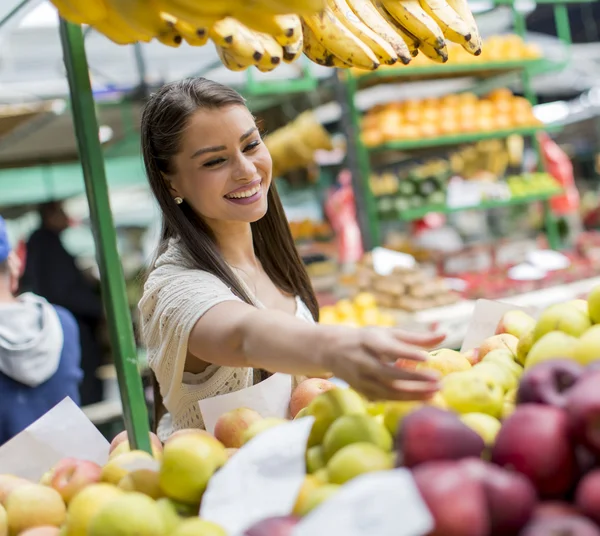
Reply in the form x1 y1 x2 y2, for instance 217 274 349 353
58 19 152 453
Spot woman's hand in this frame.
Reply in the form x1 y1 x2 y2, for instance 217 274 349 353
317 325 445 402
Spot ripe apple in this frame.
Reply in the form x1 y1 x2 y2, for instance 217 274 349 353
588 285 600 324
459 413 501 446
118 468 163 499
65 483 123 536
214 408 263 448
171 518 227 536
525 331 579 369
108 430 162 454
101 450 157 486
159 433 227 505
472 361 517 392
289 378 336 419
491 404 576 497
0 474 30 505
534 303 592 341
243 516 301 536
516 359 584 408
520 515 600 536
322 414 392 462
479 334 519 361
293 483 340 517
575 469 600 525
5 484 66 535
382 401 422 436
242 418 287 445
516 328 535 366
440 370 504 417
306 388 366 446
574 325 600 366
462 348 482 366
566 371 600 455
416 349 471 377
412 461 490 536
532 501 578 521
49 458 102 503
396 406 485 468
88 491 166 536
459 458 537 536
326 442 392 485
496 310 536 340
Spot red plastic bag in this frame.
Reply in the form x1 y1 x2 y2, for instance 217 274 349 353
538 132 580 215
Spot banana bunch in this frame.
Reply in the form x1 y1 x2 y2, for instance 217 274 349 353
300 0 482 70
49 0 313 70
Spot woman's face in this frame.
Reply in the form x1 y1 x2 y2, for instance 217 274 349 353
168 105 272 227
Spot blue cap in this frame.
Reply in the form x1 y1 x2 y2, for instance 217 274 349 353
0 216 11 263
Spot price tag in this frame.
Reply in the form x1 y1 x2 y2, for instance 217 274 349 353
372 247 416 276
461 299 538 352
292 469 433 536
200 417 314 535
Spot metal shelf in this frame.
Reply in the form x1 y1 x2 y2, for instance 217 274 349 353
368 125 555 152
384 190 563 222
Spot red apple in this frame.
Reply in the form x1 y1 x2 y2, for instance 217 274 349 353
50 459 102 503
575 469 600 526
412 461 490 536
520 515 600 536
244 515 300 536
289 378 336 419
109 431 162 455
459 458 537 536
396 407 485 468
491 404 576 498
214 408 263 449
566 372 600 455
516 359 584 409
532 502 578 521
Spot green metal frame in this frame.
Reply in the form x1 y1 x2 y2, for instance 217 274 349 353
58 20 151 453
343 0 581 251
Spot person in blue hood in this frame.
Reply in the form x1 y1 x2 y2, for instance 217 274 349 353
0 215 83 445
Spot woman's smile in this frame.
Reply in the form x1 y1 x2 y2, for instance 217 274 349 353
224 178 263 205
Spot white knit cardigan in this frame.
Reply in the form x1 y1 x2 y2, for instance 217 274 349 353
138 238 314 440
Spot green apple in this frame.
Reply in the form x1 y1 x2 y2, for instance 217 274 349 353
533 303 591 341
525 331 578 369
440 370 504 418
574 325 600 366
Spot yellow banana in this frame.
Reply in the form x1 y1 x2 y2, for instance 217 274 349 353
165 0 239 18
372 1 420 56
156 27 183 47
302 7 379 70
419 0 472 46
283 37 304 63
216 46 252 71
153 0 220 27
327 0 398 65
254 32 284 71
161 13 208 46
346 0 412 64
90 5 153 44
50 0 106 24
380 0 445 49
211 19 266 64
103 0 167 41
255 0 326 14
233 10 302 46
301 20 352 68
446 0 483 54
418 40 448 62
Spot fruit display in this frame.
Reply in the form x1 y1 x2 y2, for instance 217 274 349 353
289 219 333 242
361 88 542 147
50 0 482 72
318 292 397 327
340 253 460 311
265 112 334 178
352 33 542 74
507 172 562 199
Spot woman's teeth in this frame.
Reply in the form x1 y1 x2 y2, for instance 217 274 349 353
226 185 260 199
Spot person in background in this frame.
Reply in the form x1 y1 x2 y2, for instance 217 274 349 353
20 201 104 406
0 216 82 445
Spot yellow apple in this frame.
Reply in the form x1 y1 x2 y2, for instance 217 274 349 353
326 443 392 485
322 414 392 461
65 483 123 536
294 483 340 517
5 484 66 535
587 285 600 324
460 413 502 445
533 303 591 341
383 401 422 436
472 361 517 392
525 331 578 369
417 349 471 377
171 518 227 536
241 418 287 445
573 325 600 366
101 450 157 486
441 371 504 417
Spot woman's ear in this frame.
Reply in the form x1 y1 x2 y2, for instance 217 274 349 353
163 173 182 200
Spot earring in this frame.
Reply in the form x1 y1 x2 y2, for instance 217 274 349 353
174 197 183 205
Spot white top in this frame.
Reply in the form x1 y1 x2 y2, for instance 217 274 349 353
138 238 315 441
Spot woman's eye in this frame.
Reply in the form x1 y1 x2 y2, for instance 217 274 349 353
243 140 261 152
204 158 225 168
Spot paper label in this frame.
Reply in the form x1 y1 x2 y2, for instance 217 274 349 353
199 373 293 435
446 180 482 209
292 469 433 536
0 397 109 481
372 247 416 276
461 299 538 352
200 416 314 535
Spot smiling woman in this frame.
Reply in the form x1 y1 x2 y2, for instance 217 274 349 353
138 78 444 440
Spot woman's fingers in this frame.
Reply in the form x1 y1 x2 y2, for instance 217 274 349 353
391 328 446 348
362 330 429 363
360 373 439 402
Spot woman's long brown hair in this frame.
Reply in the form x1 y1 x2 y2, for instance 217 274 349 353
140 78 319 430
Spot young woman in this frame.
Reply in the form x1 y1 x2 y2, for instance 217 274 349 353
138 78 443 440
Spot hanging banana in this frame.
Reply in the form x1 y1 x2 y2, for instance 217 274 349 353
418 0 472 47
283 38 305 63
301 19 352 68
216 46 252 71
50 0 107 25
380 0 446 50
446 0 483 54
418 41 448 63
254 33 284 71
210 19 266 65
372 0 421 56
233 10 303 46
